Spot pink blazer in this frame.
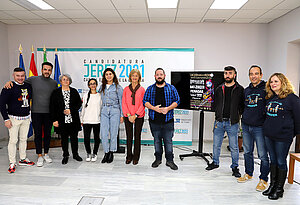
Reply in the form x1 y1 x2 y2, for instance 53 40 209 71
122 85 145 118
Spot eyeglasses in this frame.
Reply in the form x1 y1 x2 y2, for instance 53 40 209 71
89 83 96 85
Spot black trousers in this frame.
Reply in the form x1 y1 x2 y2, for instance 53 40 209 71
124 117 144 161
60 123 79 157
83 123 100 155
32 113 52 154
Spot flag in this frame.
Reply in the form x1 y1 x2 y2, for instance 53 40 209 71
19 51 33 138
29 52 38 77
54 53 61 87
43 47 47 62
19 53 27 79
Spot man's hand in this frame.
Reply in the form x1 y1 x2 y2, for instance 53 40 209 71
64 109 71 115
53 121 59 127
160 107 169 115
153 105 161 113
4 120 12 129
129 115 136 123
4 81 13 89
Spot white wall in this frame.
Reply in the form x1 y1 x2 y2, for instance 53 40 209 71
6 23 268 140
0 22 9 139
267 6 300 92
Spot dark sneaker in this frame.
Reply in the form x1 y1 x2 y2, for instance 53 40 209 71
232 167 241 178
166 161 178 170
73 155 83 162
62 157 69 165
107 152 114 163
151 160 162 168
206 162 219 170
19 158 35 166
8 163 16 173
101 153 109 163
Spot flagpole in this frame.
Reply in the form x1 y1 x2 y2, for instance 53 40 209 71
19 44 23 54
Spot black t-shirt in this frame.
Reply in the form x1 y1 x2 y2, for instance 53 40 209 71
154 86 166 123
223 85 234 118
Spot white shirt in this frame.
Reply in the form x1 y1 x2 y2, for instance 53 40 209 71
80 92 102 124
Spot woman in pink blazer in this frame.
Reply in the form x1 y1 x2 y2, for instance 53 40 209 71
122 69 145 165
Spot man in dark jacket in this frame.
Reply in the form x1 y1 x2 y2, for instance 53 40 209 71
237 65 269 192
206 66 244 178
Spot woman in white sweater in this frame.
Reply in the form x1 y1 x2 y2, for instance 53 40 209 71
80 78 102 162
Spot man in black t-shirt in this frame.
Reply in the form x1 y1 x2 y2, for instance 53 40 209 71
143 68 180 170
206 66 244 178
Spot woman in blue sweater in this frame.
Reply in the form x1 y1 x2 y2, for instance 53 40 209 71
262 73 300 200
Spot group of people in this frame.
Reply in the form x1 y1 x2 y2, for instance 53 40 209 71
205 65 300 200
0 63 180 172
0 62 299 201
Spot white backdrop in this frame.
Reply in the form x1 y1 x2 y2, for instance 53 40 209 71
37 48 194 145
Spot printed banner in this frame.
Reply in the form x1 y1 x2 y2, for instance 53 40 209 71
37 48 194 145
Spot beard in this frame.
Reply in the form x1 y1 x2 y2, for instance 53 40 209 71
225 77 234 83
156 78 165 85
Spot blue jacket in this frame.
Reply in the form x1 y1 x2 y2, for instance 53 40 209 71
242 81 266 126
143 82 180 122
263 93 300 142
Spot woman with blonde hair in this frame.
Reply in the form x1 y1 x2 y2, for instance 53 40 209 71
262 73 300 200
122 69 145 165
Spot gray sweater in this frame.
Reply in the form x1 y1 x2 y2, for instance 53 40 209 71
26 75 57 113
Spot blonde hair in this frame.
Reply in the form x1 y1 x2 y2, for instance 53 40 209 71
266 73 294 99
129 69 141 84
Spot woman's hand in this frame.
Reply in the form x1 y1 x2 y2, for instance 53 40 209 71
120 117 124 123
53 121 59 127
64 109 71 115
129 115 136 123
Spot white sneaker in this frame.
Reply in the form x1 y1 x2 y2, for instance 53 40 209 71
86 154 92 162
91 154 97 162
37 156 44 167
44 154 53 163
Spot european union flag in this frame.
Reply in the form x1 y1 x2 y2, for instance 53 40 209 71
54 54 61 87
19 52 33 137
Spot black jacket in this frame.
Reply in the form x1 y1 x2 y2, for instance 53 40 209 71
214 82 244 124
241 81 266 126
50 87 82 132
263 93 300 142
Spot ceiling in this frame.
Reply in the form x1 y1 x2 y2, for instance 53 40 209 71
0 0 300 25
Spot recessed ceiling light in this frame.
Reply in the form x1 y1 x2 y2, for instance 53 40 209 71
26 0 54 10
210 0 248 9
147 0 178 9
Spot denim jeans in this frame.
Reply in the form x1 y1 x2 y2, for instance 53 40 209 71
149 121 174 162
100 105 121 153
265 136 292 170
213 120 239 168
242 123 269 181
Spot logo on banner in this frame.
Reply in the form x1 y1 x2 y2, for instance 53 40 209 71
175 129 189 134
83 59 145 83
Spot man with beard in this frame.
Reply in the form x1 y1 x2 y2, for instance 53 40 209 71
143 68 180 170
206 66 244 178
5 62 57 167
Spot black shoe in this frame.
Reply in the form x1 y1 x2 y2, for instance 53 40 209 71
206 162 219 170
107 151 114 163
73 155 83 161
62 157 69 165
101 153 109 163
151 160 162 168
268 168 287 200
166 161 178 170
263 164 277 196
232 167 241 178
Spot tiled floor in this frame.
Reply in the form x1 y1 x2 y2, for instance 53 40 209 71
0 139 299 205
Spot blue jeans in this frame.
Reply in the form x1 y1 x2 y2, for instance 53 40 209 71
100 106 121 153
242 123 269 181
265 136 292 170
213 120 239 168
149 121 174 162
